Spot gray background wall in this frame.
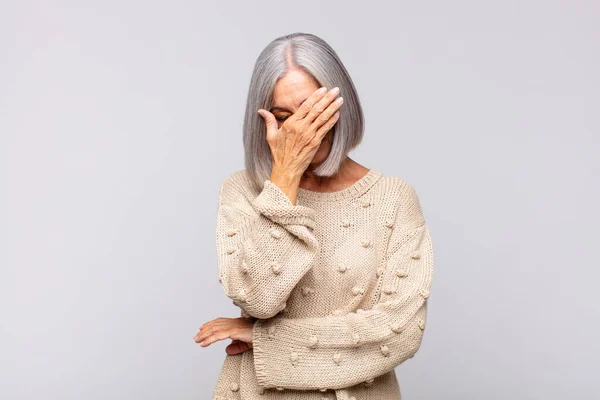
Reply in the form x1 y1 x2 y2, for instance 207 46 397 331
1 1 598 399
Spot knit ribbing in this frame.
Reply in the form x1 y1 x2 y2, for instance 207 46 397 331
212 168 434 400
296 168 383 202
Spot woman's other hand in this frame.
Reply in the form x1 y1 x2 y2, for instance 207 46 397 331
193 317 255 355
257 86 343 181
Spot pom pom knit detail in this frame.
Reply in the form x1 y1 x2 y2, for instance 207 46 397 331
213 168 434 399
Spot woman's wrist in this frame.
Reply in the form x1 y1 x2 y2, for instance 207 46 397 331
270 167 302 205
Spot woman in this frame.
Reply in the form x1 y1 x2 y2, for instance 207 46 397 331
194 32 434 400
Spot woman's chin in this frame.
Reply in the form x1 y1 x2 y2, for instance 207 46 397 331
310 150 331 166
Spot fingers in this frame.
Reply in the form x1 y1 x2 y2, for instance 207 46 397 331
304 87 342 126
193 318 221 344
226 340 250 355
292 86 329 120
309 94 343 138
194 324 223 346
315 110 341 140
257 109 278 139
193 318 252 348
199 330 230 347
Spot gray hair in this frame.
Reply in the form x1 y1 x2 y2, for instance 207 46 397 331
242 32 365 190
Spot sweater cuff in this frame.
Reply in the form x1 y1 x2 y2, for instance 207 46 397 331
252 318 279 389
252 317 333 390
251 180 316 229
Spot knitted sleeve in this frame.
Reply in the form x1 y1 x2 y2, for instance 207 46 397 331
216 174 320 319
251 184 434 390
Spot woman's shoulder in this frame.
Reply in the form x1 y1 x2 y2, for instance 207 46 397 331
219 169 251 191
376 172 429 232
217 169 263 207
374 170 420 199
373 170 426 224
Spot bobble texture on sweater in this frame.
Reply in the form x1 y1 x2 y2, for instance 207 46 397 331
212 168 434 400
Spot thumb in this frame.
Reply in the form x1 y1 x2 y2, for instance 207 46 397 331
225 340 249 355
257 109 278 134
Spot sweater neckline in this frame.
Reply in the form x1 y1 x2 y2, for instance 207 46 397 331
296 168 383 202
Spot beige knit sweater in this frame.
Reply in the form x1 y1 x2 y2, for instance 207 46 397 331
212 168 434 400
